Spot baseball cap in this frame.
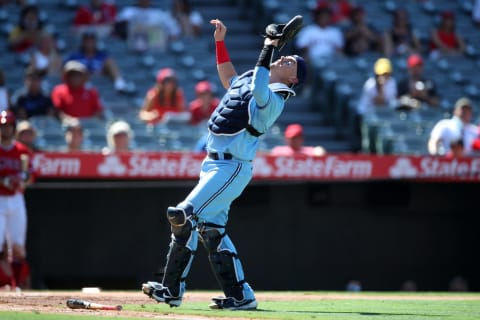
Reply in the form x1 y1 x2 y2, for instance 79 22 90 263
195 80 213 95
64 61 87 74
156 68 176 83
454 97 472 110
0 110 16 125
109 121 131 136
293 55 307 87
374 58 392 75
16 120 35 133
285 123 304 138
407 54 423 68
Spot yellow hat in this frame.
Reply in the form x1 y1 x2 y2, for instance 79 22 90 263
374 58 392 75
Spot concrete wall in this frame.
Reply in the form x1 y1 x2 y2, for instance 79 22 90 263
25 180 480 291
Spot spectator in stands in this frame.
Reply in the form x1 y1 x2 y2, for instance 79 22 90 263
0 69 9 112
271 123 326 156
171 0 203 38
62 118 84 152
396 54 439 109
8 5 44 53
28 32 62 79
382 8 421 57
65 31 127 92
116 0 180 52
51 61 104 121
428 97 477 156
429 11 466 59
474 0 480 26
10 68 55 120
139 68 185 124
15 120 39 152
189 80 219 125
357 58 397 116
343 6 380 56
316 0 352 26
73 0 117 38
295 5 344 64
353 58 397 153
103 120 133 153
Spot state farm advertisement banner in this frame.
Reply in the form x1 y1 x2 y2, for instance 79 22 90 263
32 152 480 181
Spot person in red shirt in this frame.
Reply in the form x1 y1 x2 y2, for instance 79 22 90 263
51 61 104 121
429 11 466 58
73 0 117 38
189 80 219 125
270 123 326 156
0 111 33 290
139 68 185 124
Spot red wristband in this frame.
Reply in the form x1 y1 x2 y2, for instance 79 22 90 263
215 40 230 64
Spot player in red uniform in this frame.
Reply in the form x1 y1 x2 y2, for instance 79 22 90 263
0 110 33 290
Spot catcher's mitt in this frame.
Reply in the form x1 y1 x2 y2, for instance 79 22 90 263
265 15 303 51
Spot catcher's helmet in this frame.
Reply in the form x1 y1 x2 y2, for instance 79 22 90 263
0 110 16 125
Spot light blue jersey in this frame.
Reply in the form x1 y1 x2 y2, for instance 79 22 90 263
180 66 286 226
206 66 285 161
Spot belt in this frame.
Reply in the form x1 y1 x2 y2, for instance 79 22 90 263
208 152 233 160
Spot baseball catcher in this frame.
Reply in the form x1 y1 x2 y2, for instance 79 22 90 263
142 15 306 310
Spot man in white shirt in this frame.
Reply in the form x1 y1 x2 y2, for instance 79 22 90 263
116 0 180 51
428 97 477 155
295 6 344 64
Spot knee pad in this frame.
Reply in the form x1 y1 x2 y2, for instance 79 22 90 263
199 226 225 252
167 202 195 227
199 226 250 300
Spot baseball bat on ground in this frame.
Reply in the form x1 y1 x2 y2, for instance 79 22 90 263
66 299 122 311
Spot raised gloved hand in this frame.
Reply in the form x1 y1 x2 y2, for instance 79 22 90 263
264 15 303 51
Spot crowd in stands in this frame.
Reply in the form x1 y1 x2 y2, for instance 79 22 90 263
0 0 479 158
294 0 480 157
0 0 218 154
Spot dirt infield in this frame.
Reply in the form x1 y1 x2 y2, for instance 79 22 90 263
1 291 479 319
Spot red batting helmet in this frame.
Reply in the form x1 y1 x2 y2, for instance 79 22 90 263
0 110 16 125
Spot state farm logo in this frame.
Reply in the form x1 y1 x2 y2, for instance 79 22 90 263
97 155 127 176
272 156 372 178
32 154 81 176
420 157 480 178
389 158 418 178
96 154 202 177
